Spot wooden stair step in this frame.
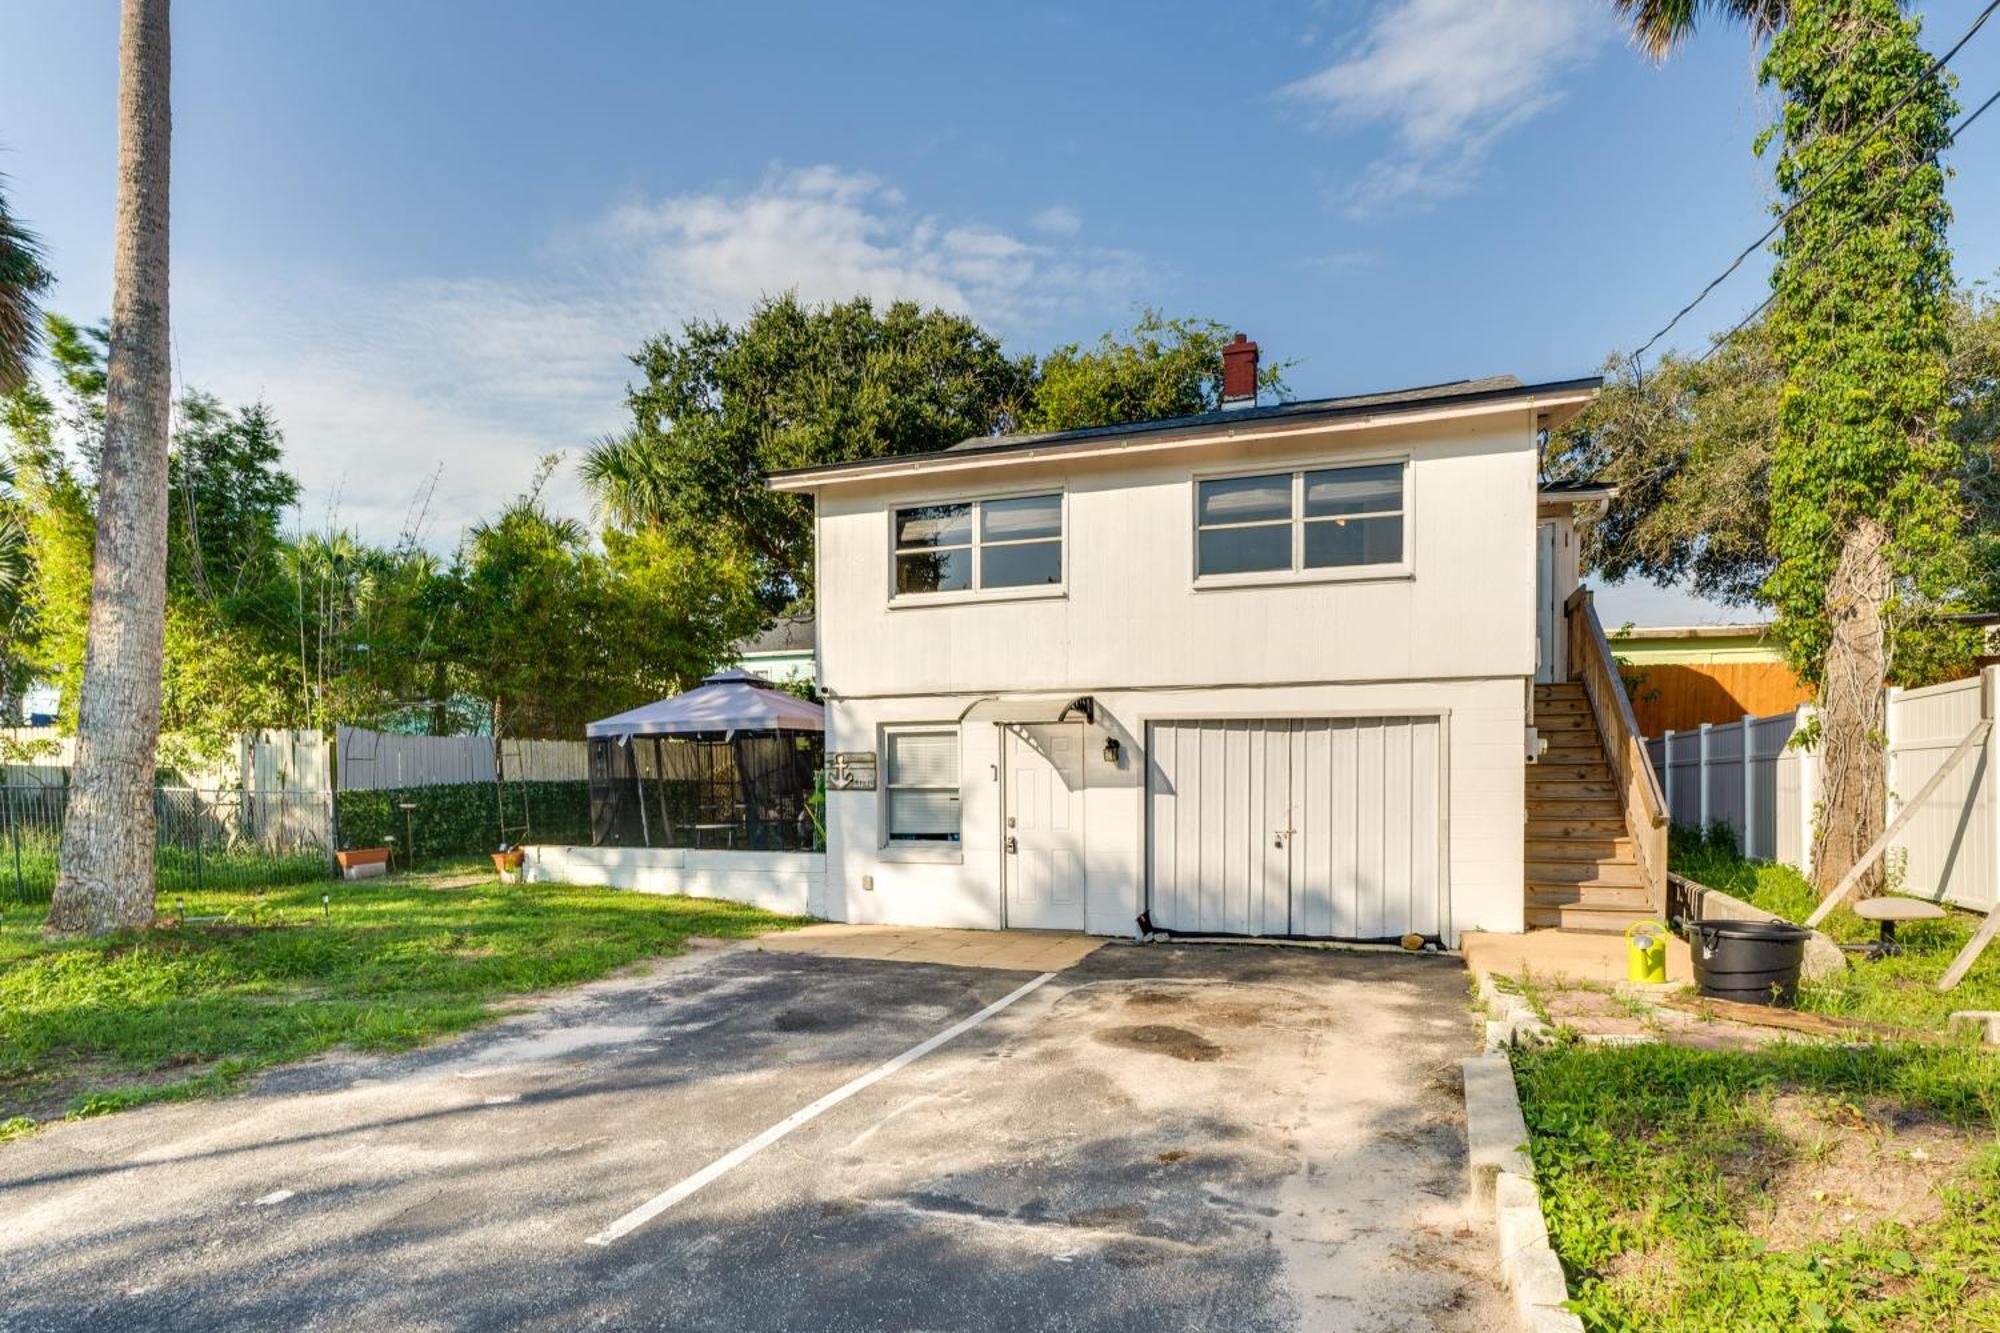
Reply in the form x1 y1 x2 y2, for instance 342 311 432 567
1528 772 1624 792
1525 903 1657 933
1524 839 1635 863
1525 860 1643 886
1533 700 1593 716
1533 714 1598 732
1527 804 1628 825
1528 872 1649 895
1525 819 1630 840
1527 885 1654 911
1528 728 1608 748
1528 764 1613 782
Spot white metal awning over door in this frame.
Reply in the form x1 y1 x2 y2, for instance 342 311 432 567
1145 716 1446 940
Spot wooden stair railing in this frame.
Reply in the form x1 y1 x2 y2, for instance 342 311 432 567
1562 588 1670 917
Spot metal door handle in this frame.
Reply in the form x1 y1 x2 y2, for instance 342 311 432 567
1005 836 1018 854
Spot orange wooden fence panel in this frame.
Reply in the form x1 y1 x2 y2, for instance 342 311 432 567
1624 662 1813 737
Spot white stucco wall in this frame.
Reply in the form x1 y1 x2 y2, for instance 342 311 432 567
823 681 1525 944
816 413 1538 696
805 406 1544 942
524 845 825 917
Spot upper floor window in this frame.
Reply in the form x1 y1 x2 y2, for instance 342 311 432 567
894 494 1063 598
1195 461 1405 579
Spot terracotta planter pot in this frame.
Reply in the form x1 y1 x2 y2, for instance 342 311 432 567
335 847 391 881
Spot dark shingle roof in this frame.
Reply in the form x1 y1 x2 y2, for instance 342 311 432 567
943 374 1526 453
735 613 816 657
767 373 1600 486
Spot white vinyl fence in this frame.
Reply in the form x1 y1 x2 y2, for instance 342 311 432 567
1646 667 1998 912
334 727 587 791
3 725 588 795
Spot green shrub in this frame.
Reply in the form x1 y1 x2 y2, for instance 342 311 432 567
334 781 591 859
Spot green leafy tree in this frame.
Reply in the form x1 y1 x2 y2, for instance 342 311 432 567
1551 326 1783 608
460 459 760 740
1761 0 1964 891
1015 310 1288 435
1553 289 2000 637
1594 0 1965 893
587 293 1029 613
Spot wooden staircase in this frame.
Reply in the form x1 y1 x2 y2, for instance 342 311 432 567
1527 681 1654 933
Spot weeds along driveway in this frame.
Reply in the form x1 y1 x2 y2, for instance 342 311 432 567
0 940 1502 1332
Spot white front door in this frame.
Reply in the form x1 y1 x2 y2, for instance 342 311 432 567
1535 519 1560 684
1002 724 1087 931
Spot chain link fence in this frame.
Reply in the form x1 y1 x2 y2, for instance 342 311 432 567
0 785 335 905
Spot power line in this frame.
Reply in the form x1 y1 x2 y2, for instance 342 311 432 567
1695 81 1999 365
1631 0 2000 365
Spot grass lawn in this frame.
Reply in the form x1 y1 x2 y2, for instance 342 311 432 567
1672 825 2000 1031
1514 828 2000 1330
0 860 809 1142
1517 1041 2000 1331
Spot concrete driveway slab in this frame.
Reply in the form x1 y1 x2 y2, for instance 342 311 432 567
758 924 1105 971
0 940 1501 1332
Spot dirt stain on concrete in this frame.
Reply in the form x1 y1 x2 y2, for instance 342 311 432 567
1094 1024 1222 1062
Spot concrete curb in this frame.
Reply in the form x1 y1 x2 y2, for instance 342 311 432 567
1463 1051 1583 1333
1476 972 1552 1051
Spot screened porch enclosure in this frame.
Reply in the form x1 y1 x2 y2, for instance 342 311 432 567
582 668 826 853
588 732 823 851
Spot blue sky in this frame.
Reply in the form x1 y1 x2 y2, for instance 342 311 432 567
3 0 1999 628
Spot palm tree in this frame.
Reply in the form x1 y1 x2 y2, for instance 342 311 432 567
1608 1 1792 58
580 429 670 530
0 174 51 393
48 0 173 936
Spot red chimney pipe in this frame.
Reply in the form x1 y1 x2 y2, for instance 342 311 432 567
1221 333 1258 409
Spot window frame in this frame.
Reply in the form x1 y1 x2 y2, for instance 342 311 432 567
879 725 963 853
887 488 1068 607
1190 455 1413 588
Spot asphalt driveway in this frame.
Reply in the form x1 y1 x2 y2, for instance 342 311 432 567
0 938 1503 1332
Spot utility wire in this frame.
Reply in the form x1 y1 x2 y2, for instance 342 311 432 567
1631 0 1999 364
1695 81 2000 365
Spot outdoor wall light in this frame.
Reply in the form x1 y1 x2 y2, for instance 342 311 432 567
1102 737 1121 766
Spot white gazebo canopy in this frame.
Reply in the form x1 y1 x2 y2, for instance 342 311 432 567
584 669 824 739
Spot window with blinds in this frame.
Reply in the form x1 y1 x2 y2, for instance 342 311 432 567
884 729 960 843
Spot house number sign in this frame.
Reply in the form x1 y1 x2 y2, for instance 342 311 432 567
826 751 878 791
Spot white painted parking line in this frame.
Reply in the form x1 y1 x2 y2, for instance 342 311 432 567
585 970 1058 1247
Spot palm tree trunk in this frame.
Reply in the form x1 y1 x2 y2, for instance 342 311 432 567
1809 517 1889 897
47 0 172 936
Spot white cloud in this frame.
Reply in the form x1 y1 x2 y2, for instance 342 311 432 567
1281 0 1609 216
175 167 1147 547
1029 205 1083 236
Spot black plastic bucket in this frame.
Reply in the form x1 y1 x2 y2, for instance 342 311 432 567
1686 919 1810 1006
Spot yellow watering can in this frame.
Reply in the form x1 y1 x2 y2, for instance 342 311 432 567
1625 918 1669 984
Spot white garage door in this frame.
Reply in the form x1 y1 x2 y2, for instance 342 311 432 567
1146 717 1445 940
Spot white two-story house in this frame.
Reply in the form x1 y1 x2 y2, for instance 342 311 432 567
769 339 1663 945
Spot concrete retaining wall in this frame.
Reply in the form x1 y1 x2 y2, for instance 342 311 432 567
1672 874 1846 980
524 845 825 917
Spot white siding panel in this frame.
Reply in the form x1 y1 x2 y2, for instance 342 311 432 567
1146 715 1442 940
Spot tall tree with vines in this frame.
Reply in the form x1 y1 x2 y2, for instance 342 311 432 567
1760 0 1963 893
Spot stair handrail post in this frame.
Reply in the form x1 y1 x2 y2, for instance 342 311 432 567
1663 728 1676 820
